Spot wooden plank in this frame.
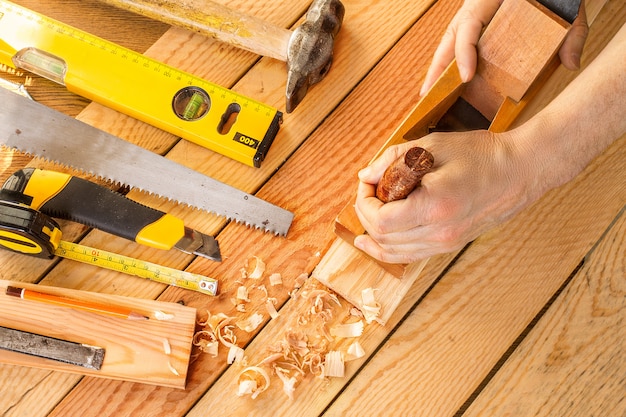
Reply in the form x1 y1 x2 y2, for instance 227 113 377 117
323 139 626 417
462 210 625 416
43 0 460 416
313 240 430 324
322 3 625 413
0 280 196 388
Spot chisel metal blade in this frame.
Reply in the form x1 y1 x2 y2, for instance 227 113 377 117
0 89 294 236
0 326 105 370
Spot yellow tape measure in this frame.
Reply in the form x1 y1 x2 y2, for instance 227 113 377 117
0 1 282 167
56 241 218 296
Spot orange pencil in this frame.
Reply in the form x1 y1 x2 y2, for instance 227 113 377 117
6 286 148 320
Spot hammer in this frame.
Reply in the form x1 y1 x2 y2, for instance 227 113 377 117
99 0 345 113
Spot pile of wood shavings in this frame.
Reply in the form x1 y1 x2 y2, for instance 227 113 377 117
192 257 378 400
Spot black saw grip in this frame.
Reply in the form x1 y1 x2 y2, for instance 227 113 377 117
0 168 185 251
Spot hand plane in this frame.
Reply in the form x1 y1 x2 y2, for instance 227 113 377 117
314 0 583 324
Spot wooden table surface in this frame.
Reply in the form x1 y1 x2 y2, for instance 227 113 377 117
1 0 624 416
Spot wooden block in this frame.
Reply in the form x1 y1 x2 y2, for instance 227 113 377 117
463 0 570 118
312 238 429 324
0 280 196 388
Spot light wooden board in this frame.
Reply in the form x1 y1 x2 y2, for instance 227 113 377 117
312 239 429 324
41 0 457 415
323 132 626 417
0 280 196 388
462 209 626 417
0 0 621 415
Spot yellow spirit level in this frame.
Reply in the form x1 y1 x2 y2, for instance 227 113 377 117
0 0 282 167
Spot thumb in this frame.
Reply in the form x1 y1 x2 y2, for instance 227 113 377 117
559 2 589 70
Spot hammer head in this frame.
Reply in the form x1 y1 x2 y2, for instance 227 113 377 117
286 0 345 113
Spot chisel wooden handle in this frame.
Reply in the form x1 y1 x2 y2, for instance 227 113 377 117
0 169 221 261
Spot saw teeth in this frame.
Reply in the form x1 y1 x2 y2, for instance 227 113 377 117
3 147 289 236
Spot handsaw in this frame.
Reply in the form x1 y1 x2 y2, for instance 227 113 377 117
0 89 294 236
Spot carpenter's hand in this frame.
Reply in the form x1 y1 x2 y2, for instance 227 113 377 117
353 130 539 264
419 0 589 96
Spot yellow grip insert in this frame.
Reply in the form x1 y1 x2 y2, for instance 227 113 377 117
24 169 72 209
135 213 184 250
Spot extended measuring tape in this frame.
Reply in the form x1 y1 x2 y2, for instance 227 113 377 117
56 241 218 296
0 0 282 168
0 201 218 296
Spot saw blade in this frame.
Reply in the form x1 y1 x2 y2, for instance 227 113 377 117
0 89 293 235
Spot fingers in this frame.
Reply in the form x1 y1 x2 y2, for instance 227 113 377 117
353 234 433 264
420 0 502 96
420 30 457 96
453 15 483 82
559 1 588 70
357 143 414 185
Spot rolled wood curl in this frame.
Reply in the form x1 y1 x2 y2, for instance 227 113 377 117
375 146 434 203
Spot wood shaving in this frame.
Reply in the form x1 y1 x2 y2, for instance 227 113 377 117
236 285 250 302
228 345 245 364
256 284 268 297
269 273 282 286
346 341 365 361
244 256 265 279
194 311 241 360
193 330 219 356
154 310 175 321
323 351 345 378
236 312 264 333
275 367 298 400
329 321 364 338
167 360 180 376
361 287 382 324
237 366 270 399
295 273 308 287
266 298 279 319
162 338 172 355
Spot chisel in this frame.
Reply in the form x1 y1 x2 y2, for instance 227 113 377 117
0 325 105 370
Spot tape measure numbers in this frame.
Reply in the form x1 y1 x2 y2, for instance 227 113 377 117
0 201 218 296
0 1 282 168
56 241 218 296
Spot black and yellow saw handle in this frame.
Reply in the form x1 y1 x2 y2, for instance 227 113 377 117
1 168 187 251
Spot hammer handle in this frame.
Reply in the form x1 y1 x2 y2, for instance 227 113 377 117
99 0 291 61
